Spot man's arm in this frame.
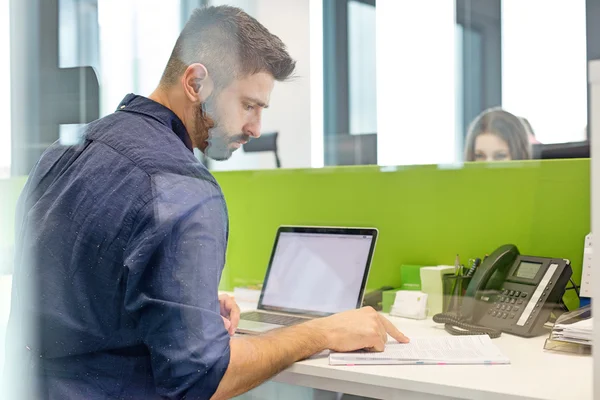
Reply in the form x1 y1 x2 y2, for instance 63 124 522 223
211 307 409 400
124 175 233 399
211 322 326 400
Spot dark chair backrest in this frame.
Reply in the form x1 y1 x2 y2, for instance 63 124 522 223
242 132 281 168
532 141 590 160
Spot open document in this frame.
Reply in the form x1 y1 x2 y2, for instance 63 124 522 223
329 335 510 365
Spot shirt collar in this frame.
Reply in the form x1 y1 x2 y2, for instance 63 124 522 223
116 93 194 152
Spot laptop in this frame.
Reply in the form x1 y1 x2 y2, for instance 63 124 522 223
236 226 378 335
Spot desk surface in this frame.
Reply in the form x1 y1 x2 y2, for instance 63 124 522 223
0 282 591 400
232 294 592 400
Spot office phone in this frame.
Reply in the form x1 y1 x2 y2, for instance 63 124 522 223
433 244 573 338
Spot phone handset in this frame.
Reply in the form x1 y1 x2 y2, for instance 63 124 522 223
432 244 520 338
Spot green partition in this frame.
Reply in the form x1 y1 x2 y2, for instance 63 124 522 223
1 160 590 309
214 159 590 309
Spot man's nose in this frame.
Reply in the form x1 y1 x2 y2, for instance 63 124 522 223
244 118 262 139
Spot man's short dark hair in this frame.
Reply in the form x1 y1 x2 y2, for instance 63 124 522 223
160 5 296 89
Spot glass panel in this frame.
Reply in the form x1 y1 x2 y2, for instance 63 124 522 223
0 0 10 178
0 2 594 398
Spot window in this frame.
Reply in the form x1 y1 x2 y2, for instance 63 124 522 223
324 0 593 167
9 0 201 176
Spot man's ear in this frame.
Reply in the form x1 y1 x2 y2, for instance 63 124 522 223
182 63 214 104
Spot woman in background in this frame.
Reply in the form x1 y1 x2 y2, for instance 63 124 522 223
464 107 532 162
520 117 541 145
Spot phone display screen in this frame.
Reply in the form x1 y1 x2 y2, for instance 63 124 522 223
513 261 542 279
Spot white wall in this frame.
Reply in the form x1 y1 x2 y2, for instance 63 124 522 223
502 0 587 144
98 0 181 116
376 1 457 166
309 0 323 168
209 0 313 171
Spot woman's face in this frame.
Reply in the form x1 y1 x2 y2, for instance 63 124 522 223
474 133 511 161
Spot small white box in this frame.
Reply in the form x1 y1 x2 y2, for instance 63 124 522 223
390 290 428 320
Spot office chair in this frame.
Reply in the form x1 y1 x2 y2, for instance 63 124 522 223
242 131 281 168
532 141 590 159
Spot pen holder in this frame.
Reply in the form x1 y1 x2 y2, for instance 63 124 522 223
442 275 472 314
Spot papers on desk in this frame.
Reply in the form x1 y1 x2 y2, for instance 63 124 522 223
329 335 510 366
551 317 592 345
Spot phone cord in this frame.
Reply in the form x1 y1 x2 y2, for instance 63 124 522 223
432 313 502 339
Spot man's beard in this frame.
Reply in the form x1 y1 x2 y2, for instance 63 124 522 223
206 127 250 161
194 102 250 161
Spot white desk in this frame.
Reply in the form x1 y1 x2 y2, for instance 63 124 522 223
231 295 592 400
0 283 591 399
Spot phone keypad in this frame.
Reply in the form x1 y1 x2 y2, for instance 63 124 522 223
492 289 528 319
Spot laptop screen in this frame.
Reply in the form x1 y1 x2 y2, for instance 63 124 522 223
259 228 376 315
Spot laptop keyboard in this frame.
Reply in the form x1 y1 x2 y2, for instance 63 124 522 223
240 311 309 326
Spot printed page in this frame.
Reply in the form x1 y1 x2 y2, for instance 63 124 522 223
329 335 510 365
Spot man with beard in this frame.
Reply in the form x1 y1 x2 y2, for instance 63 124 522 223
5 5 408 400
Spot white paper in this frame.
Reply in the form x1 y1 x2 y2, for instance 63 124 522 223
555 317 592 331
552 317 592 343
329 335 510 365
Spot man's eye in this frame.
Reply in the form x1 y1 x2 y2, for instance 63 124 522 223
244 104 254 111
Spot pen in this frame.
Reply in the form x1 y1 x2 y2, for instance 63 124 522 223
454 254 460 276
465 257 481 277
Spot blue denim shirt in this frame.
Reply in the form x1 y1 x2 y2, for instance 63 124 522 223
5 94 231 399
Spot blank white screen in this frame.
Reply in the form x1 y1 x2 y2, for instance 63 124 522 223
260 232 374 314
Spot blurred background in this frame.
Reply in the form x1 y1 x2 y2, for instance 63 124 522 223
1 0 596 177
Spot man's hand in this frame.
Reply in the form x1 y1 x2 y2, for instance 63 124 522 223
305 306 409 352
219 294 240 336
210 306 408 400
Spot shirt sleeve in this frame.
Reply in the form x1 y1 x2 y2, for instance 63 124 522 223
123 172 230 400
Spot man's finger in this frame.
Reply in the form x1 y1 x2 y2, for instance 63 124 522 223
219 294 231 317
378 314 409 343
374 314 387 346
228 300 241 334
368 336 386 352
221 316 231 332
